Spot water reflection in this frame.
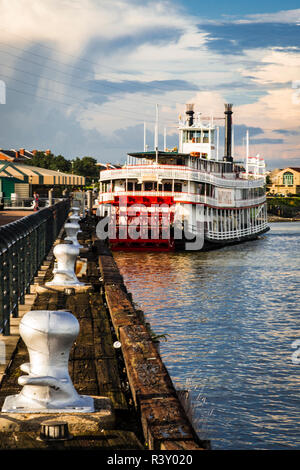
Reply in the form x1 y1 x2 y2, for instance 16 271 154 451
114 223 300 449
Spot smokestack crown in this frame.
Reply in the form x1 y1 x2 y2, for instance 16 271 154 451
186 103 194 126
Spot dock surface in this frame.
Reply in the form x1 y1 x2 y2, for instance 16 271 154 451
0 215 208 451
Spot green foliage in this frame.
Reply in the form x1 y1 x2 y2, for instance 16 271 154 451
267 197 300 217
23 151 71 172
265 175 271 185
71 157 98 178
23 151 53 169
49 154 72 173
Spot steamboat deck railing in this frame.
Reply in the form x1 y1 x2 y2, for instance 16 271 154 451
206 222 269 240
0 199 70 335
100 166 265 188
98 191 266 209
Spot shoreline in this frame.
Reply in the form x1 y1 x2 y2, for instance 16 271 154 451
267 216 300 223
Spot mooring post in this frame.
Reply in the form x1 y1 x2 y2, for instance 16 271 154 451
46 240 83 286
48 188 53 207
1 309 94 413
87 190 93 216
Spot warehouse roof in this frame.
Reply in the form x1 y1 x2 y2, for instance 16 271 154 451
0 162 85 186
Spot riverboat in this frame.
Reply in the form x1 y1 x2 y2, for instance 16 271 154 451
97 103 269 251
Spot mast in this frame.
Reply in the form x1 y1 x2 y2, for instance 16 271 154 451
155 104 159 164
246 129 249 177
144 122 147 152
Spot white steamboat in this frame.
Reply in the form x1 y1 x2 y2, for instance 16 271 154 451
98 104 269 251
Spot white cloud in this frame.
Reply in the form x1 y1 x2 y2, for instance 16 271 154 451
0 0 299 166
236 8 300 24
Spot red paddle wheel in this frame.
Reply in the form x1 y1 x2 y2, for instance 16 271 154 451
109 195 175 251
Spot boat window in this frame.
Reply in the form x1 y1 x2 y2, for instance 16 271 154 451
164 182 172 192
183 130 202 143
203 131 209 143
127 182 134 191
144 182 153 191
135 183 142 191
174 183 182 193
199 184 205 195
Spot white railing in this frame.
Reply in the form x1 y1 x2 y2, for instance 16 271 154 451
206 222 269 240
98 191 266 209
100 166 264 189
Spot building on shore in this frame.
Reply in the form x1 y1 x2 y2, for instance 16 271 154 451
0 162 85 199
267 167 300 196
0 148 35 162
0 148 53 162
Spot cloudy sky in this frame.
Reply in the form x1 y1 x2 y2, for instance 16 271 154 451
0 0 300 169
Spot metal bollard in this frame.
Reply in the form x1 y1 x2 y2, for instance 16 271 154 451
46 241 83 286
64 221 83 249
2 309 94 413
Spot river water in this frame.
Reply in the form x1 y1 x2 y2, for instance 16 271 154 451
114 223 300 450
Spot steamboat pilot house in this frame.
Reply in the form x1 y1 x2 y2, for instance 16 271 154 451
98 103 269 251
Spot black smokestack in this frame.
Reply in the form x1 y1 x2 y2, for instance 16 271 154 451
186 103 194 126
224 103 233 162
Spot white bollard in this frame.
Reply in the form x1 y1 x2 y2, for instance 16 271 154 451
1 310 94 413
46 241 83 286
70 204 81 220
69 211 81 227
64 221 83 249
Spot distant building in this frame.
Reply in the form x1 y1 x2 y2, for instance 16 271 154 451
0 148 34 162
267 167 300 195
0 148 54 162
0 162 85 199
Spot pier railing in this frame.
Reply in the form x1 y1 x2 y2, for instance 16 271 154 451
0 199 70 335
3 197 65 209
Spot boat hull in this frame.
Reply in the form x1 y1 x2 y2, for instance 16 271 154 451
108 226 270 252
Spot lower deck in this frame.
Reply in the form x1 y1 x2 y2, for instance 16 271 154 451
98 198 269 251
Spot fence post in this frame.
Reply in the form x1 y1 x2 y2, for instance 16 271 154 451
48 188 53 207
87 190 93 216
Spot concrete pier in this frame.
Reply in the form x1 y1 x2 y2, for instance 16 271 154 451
0 215 209 450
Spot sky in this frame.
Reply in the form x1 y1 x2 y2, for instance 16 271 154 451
0 0 300 169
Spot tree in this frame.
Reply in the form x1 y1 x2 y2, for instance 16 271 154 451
266 175 272 185
49 155 72 173
23 151 52 169
71 157 98 183
23 151 71 173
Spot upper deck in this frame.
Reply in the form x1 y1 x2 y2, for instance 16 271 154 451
99 151 265 190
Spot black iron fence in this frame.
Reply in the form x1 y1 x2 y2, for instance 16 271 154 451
0 199 70 335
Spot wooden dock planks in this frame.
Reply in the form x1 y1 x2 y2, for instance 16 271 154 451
98 244 208 451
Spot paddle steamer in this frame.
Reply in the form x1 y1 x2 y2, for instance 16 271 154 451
97 104 269 250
